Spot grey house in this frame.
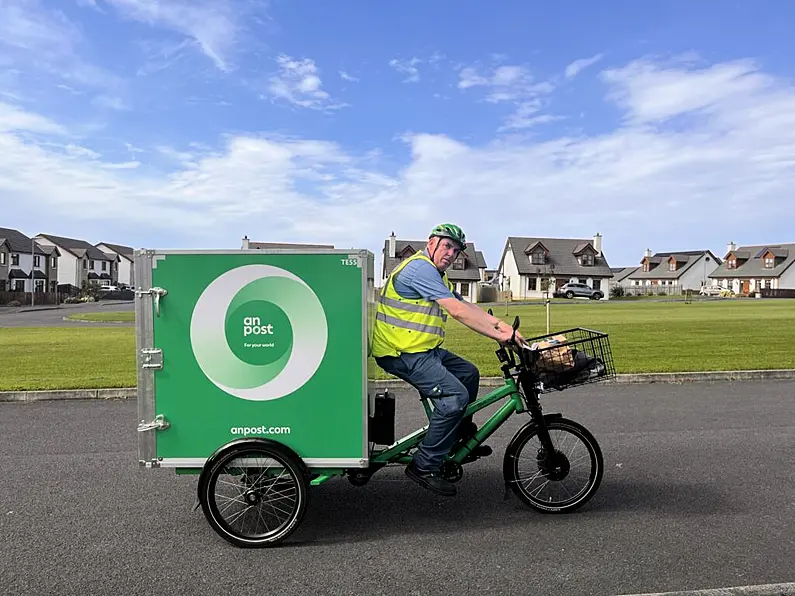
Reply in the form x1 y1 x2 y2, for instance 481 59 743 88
0 227 60 294
709 242 795 295
381 232 488 303
496 234 613 300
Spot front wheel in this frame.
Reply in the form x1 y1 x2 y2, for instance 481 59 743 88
197 440 310 547
503 417 603 513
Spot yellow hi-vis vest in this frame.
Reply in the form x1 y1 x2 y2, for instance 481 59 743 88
370 250 454 358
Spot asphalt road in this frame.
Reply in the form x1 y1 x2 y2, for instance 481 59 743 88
1 381 793 596
0 301 134 327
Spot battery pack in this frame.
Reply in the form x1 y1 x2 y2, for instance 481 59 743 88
368 389 395 445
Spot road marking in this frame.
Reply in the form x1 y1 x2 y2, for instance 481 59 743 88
617 582 795 596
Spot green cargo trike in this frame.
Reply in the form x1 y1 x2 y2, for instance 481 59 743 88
135 248 615 548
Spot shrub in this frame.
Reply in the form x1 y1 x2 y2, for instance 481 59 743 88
7 300 22 307
610 285 625 298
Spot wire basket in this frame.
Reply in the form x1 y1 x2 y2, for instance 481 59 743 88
524 327 616 392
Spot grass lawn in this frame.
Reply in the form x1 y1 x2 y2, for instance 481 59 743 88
0 328 136 391
66 311 135 322
2 299 794 391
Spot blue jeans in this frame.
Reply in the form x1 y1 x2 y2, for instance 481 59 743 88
375 348 480 471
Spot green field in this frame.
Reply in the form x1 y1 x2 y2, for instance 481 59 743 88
66 311 135 322
2 299 794 391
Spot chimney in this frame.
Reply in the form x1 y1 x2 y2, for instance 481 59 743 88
592 232 602 256
242 235 250 250
727 241 736 254
644 248 652 258
388 231 396 258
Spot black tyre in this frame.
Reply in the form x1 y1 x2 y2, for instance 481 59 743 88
198 440 309 548
591 292 603 300
503 417 603 513
565 291 574 299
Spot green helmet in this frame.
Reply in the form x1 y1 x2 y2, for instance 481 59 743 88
430 223 466 248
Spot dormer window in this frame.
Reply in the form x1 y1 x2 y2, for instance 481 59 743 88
643 262 650 272
580 254 593 266
668 262 676 272
765 256 775 268
727 259 736 269
452 255 465 270
531 251 545 265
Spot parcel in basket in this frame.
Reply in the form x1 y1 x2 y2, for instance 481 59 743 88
530 334 575 371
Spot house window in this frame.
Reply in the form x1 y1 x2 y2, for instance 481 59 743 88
14 280 25 291
51 257 56 268
668 262 676 271
83 260 87 269
34 256 41 267
593 279 601 291
765 279 772 289
90 260 95 270
764 257 775 268
460 283 469 297
35 280 45 292
50 281 57 293
102 261 107 272
0 252 5 265
531 251 545 265
452 256 464 270
580 254 593 266
11 253 19 266
643 263 649 272
727 260 736 269
528 277 537 291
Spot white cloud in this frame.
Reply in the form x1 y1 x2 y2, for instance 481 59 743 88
2 56 795 267
91 95 130 111
565 53 604 79
96 0 241 71
601 57 774 124
0 0 123 95
267 55 344 110
340 71 360 82
458 61 557 128
0 102 64 134
389 57 422 83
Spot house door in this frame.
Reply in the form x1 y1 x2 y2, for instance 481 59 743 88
741 280 750 295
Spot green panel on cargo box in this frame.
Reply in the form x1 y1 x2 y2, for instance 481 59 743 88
150 252 367 464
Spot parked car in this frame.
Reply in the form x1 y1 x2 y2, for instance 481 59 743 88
554 282 604 300
699 285 734 297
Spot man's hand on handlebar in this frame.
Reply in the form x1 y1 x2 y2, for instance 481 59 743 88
497 323 526 346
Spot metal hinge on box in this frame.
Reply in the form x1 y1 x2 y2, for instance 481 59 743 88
137 414 170 432
141 348 163 370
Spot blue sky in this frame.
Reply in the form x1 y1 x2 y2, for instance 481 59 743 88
1 0 794 273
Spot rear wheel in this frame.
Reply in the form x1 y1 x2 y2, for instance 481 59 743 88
565 291 574 299
591 292 603 300
198 441 309 547
503 418 603 513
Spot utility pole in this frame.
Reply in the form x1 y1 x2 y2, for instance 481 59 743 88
31 237 35 307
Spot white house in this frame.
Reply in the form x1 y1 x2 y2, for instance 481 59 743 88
0 227 60 294
35 233 119 291
96 242 135 287
709 241 795 295
496 233 614 300
625 249 722 293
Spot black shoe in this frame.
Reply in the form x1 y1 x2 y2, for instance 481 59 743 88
462 444 493 463
405 462 456 496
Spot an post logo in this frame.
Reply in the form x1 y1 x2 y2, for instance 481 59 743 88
190 264 328 401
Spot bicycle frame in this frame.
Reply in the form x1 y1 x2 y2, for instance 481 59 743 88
371 377 523 467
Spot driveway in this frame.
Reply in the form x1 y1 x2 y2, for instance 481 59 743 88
0 301 134 327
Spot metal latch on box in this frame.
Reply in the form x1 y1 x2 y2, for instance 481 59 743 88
137 414 170 432
141 348 163 370
136 286 168 317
